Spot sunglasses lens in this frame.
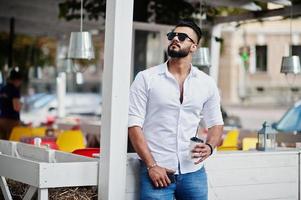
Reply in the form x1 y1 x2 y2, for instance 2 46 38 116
167 32 190 42
167 32 175 40
177 33 187 41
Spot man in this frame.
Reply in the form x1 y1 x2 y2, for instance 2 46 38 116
128 20 224 200
0 68 23 140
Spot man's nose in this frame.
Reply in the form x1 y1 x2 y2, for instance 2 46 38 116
171 35 180 42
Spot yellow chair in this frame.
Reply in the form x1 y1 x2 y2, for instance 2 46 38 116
217 129 239 151
242 137 258 151
32 127 46 137
56 130 85 152
9 126 32 141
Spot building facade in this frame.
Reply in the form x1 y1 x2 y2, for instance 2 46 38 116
218 19 301 106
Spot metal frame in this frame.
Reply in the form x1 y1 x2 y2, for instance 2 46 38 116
0 140 98 200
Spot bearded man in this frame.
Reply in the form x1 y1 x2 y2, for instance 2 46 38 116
128 20 224 200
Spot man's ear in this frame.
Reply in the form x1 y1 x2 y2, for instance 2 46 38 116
190 44 198 52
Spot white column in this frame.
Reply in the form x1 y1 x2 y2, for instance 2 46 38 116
38 189 48 200
98 0 134 199
210 24 222 82
56 72 66 118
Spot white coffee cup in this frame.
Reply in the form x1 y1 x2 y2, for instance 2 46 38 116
189 136 204 161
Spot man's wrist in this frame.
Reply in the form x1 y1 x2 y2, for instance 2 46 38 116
205 143 214 155
147 163 157 171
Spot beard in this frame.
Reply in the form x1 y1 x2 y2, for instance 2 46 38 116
167 44 190 58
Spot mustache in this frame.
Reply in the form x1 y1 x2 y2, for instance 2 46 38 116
168 42 180 48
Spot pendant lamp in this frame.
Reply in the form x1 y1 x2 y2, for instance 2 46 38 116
68 0 95 60
280 5 301 75
192 0 210 68
192 47 210 67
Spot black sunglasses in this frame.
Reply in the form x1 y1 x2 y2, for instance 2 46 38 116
166 32 195 44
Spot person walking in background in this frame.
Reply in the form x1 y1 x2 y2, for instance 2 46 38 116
0 68 23 140
128 20 224 200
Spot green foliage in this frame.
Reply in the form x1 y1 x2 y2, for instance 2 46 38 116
59 0 106 21
58 0 201 24
147 0 200 24
58 0 273 25
0 33 56 71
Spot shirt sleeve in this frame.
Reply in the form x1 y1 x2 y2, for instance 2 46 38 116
202 82 224 128
128 72 148 128
11 86 20 99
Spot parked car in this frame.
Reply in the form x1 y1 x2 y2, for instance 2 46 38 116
21 93 102 126
272 100 301 133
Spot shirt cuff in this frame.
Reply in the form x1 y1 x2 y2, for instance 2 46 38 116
128 115 144 128
206 120 224 129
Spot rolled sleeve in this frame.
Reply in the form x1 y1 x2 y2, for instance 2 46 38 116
128 72 148 128
128 115 145 128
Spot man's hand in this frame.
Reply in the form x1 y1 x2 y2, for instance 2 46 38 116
13 98 22 112
148 165 175 188
191 143 212 164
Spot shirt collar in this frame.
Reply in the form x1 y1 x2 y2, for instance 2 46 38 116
158 60 198 78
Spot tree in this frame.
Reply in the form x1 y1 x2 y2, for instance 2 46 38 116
59 0 201 25
0 33 56 82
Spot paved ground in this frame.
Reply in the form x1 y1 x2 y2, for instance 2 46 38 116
223 104 290 131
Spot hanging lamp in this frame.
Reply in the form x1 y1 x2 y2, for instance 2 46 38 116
192 47 210 67
280 5 301 75
68 0 95 60
192 0 210 68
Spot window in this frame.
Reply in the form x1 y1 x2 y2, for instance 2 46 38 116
255 45 267 72
292 45 301 58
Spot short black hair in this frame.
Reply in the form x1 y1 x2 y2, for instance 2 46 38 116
174 20 202 44
9 68 23 80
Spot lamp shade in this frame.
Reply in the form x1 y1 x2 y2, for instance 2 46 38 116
280 55 301 74
192 47 210 67
68 32 95 60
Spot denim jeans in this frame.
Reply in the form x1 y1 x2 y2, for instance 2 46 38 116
139 161 208 200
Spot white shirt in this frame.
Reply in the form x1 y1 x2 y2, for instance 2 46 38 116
128 62 224 174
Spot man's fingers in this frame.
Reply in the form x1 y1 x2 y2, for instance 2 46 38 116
149 166 175 187
191 151 207 158
165 168 176 174
150 175 169 188
153 179 159 187
158 180 164 187
161 178 168 187
194 143 207 148
192 146 207 153
191 144 210 156
154 178 167 188
194 157 205 164
165 175 171 184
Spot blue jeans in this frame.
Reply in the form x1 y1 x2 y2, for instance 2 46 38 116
139 161 208 200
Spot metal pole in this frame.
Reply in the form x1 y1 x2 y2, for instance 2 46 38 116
8 17 15 69
80 0 83 32
210 24 222 82
98 0 134 199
